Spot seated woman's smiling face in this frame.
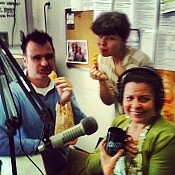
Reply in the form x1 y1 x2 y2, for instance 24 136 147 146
123 82 155 125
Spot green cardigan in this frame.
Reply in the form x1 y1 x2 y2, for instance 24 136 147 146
86 115 175 175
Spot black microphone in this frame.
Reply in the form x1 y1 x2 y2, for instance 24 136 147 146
38 117 98 152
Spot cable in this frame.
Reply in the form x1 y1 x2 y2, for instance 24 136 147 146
18 128 45 175
44 2 51 32
11 0 17 47
31 123 46 156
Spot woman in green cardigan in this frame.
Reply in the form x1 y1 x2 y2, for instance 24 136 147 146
87 67 175 175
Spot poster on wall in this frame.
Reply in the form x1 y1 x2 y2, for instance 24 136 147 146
155 31 175 71
66 40 88 64
160 0 175 14
0 0 27 46
157 69 175 122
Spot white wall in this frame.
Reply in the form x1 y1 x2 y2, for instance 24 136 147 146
32 0 49 31
61 68 115 152
32 0 115 153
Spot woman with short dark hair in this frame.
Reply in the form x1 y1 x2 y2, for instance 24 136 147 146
90 11 150 115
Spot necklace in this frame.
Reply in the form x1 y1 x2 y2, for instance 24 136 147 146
126 123 151 175
113 123 151 175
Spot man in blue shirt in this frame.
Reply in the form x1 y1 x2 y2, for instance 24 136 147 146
0 30 89 175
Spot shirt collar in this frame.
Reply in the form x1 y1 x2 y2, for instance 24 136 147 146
23 69 55 96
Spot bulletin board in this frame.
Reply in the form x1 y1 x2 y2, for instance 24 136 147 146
66 10 99 68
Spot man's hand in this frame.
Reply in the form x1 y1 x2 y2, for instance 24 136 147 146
54 77 72 105
63 138 78 147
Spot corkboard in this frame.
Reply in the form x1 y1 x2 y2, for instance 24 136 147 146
66 10 99 68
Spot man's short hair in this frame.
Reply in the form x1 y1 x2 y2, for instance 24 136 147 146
21 29 55 54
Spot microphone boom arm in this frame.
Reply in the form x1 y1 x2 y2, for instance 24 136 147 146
0 37 53 175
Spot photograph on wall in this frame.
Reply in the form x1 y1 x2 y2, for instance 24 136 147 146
66 40 88 64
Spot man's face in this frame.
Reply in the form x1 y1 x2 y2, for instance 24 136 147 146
23 41 55 81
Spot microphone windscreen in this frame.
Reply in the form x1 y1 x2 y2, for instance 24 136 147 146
81 117 98 135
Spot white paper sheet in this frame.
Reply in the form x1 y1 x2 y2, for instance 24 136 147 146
155 31 175 71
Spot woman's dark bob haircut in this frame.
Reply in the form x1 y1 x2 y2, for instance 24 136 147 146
91 11 131 40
